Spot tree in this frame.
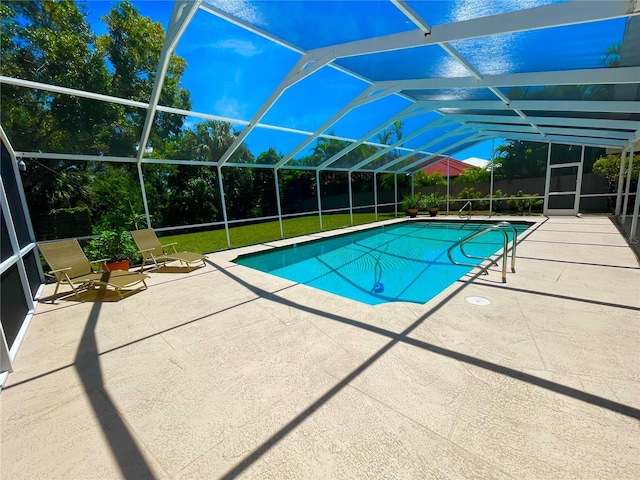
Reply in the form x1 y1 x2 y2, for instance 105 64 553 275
252 148 282 217
414 170 446 187
1 0 195 232
603 42 621 67
376 121 403 146
454 167 490 185
593 153 640 192
0 0 114 153
88 164 144 230
98 0 191 156
170 120 236 162
20 159 91 217
302 133 350 166
493 141 549 180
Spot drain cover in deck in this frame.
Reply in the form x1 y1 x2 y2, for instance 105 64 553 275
465 296 491 306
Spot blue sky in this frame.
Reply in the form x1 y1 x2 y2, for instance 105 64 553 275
84 1 508 163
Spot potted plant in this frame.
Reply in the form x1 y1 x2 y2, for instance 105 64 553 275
420 193 441 217
85 228 139 272
401 194 421 218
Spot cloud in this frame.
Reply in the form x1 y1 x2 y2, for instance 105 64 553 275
212 39 263 57
213 97 248 120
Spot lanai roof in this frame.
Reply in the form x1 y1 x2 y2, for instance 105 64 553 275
1 0 639 173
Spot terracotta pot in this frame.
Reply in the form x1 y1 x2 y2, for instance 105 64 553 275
428 208 439 217
104 259 130 272
406 208 418 218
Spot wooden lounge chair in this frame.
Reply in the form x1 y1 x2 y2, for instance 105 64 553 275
38 239 149 301
130 229 206 272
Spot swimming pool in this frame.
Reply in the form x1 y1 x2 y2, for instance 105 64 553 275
235 221 532 305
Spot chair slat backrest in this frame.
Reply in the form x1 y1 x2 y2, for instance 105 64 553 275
130 229 163 258
38 239 93 279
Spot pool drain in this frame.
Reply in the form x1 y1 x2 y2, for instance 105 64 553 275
465 296 491 306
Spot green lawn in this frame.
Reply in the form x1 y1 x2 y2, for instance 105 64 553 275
158 212 398 254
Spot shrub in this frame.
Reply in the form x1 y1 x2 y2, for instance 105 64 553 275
85 228 139 262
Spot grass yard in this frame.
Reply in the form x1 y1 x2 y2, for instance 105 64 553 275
158 212 398 254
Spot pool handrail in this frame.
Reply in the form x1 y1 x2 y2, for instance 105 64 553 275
459 201 472 219
447 221 517 283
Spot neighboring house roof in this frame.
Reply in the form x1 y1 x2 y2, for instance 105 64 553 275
423 157 473 177
461 157 491 169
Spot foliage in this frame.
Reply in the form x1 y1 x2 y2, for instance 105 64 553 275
491 189 507 211
454 167 490 184
419 193 440 210
414 170 447 186
278 168 316 213
88 163 145 230
20 159 91 216
1 0 114 153
376 121 403 146
85 228 139 261
455 187 487 210
593 153 640 191
97 0 191 155
508 191 543 213
401 194 421 210
493 141 604 181
457 187 485 200
493 141 549 180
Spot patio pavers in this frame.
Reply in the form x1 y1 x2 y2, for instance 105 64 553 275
1 215 638 479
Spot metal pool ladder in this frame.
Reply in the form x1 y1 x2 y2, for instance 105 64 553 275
459 201 472 219
447 221 517 283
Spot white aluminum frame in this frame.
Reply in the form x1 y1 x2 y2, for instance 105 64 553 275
0 127 44 381
543 144 585 216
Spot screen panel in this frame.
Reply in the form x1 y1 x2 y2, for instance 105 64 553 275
406 0 565 26
202 0 415 50
449 18 628 76
335 45 469 82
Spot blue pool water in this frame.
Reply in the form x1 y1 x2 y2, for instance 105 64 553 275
235 221 532 305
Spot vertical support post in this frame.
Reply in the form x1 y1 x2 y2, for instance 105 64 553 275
615 149 627 216
0 127 37 246
274 168 284 239
137 163 152 228
348 171 354 226
574 145 585 213
622 145 635 222
489 138 495 217
394 174 398 217
0 180 33 311
373 172 378 222
217 166 231 248
411 174 414 196
1 326 12 374
543 142 553 215
316 169 323 231
629 162 640 243
446 158 450 216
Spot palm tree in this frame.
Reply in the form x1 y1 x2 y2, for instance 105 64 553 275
603 42 621 67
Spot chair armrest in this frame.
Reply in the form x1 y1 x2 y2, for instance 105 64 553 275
48 267 72 274
87 258 108 273
139 248 156 253
162 242 178 253
89 258 109 264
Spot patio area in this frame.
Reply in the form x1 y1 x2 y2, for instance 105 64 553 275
1 215 639 479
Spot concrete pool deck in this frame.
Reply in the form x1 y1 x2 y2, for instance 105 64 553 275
1 215 639 479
